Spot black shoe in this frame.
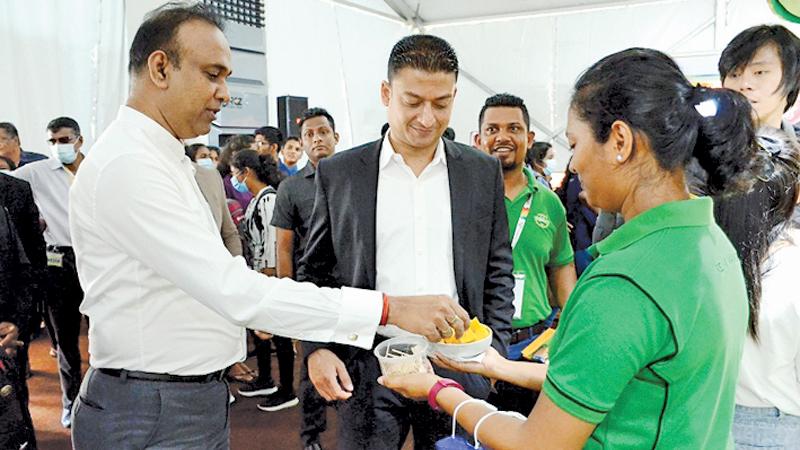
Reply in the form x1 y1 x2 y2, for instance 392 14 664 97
237 379 277 397
256 390 299 412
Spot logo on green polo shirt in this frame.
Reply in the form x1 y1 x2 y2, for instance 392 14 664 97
534 213 550 229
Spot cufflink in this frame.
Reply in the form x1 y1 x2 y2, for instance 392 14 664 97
348 333 359 342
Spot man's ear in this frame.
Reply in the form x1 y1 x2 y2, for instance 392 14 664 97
147 50 171 89
380 80 391 107
472 131 482 149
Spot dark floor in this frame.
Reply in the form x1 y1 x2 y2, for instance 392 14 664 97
28 325 414 450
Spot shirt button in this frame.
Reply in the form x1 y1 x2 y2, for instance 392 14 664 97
348 333 359 341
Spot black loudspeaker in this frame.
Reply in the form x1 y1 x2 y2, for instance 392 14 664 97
277 96 309 138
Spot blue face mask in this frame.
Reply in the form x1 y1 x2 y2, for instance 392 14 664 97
545 158 559 174
230 173 249 193
52 143 78 165
196 158 215 170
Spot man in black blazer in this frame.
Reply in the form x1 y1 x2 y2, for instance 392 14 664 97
0 174 46 276
0 172 45 449
297 35 514 449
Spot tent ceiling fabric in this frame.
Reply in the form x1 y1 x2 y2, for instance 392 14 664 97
374 0 683 25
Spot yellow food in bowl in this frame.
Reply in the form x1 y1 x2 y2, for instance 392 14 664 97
441 318 490 344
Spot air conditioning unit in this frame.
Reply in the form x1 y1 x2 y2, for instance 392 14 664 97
201 0 268 147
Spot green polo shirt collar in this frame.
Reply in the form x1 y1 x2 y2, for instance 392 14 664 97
588 197 713 258
508 167 540 203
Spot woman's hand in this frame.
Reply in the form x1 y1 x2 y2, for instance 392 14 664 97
431 346 505 379
377 372 442 401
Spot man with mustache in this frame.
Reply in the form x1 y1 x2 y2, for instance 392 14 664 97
473 93 576 414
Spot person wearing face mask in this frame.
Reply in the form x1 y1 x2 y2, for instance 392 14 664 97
526 141 557 189
185 144 242 257
230 149 302 414
185 143 217 170
12 116 86 429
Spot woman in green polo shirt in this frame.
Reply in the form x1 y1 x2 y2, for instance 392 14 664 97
378 48 760 449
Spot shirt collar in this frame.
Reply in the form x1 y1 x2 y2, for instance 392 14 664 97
379 130 447 170
117 105 188 163
588 197 714 258
303 162 317 178
507 167 540 204
48 156 64 171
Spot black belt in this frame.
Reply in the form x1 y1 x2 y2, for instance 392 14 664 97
96 368 228 383
46 245 73 254
510 321 550 345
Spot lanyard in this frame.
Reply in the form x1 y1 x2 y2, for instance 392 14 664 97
510 193 534 249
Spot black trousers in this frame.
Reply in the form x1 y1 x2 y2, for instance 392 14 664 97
299 356 328 446
253 334 295 394
334 348 489 450
0 354 37 449
45 247 84 410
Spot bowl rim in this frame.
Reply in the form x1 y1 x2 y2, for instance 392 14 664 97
431 325 493 348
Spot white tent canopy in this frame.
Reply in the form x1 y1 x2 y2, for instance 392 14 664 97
3 0 799 167
266 0 800 167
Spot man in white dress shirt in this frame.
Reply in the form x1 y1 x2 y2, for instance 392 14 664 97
67 5 468 449
298 35 515 449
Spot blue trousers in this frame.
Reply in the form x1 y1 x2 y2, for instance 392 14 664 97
72 367 230 450
733 405 800 450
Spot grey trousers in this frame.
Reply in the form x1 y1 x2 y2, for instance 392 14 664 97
72 367 230 450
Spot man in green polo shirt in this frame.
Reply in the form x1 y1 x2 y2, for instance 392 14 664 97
474 93 577 414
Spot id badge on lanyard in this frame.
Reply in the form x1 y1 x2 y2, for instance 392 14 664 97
46 250 64 268
509 194 533 320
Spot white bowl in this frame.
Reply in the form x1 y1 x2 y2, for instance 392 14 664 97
428 327 493 361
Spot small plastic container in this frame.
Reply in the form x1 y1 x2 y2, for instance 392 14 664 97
373 336 430 376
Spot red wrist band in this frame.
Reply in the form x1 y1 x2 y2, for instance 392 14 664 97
427 378 464 410
380 293 390 326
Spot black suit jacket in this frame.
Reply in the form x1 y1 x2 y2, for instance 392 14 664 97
297 138 514 370
0 174 46 334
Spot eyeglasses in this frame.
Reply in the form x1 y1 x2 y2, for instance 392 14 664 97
47 135 79 145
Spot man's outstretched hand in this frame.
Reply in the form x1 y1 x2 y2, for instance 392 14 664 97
385 295 470 342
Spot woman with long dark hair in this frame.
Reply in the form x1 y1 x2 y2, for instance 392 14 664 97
380 48 760 449
718 129 800 448
229 150 298 412
714 25 800 448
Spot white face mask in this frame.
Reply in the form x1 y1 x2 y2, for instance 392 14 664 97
545 159 559 173
196 158 215 170
51 143 77 164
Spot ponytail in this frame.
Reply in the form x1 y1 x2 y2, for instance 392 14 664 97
689 87 759 195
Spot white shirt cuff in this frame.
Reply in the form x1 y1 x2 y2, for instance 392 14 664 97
332 287 382 349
